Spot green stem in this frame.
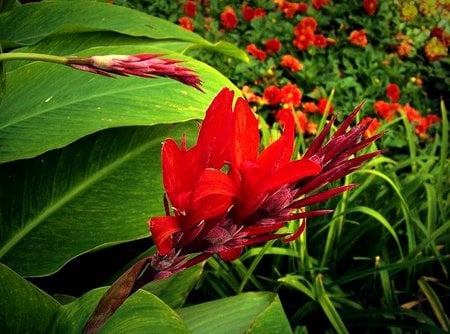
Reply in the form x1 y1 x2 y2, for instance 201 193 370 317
0 52 70 65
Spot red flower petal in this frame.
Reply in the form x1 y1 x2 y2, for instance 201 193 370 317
264 158 321 192
148 216 181 255
257 108 295 172
219 247 243 261
196 88 234 168
231 97 260 167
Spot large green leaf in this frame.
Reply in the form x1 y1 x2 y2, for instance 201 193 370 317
177 292 293 334
0 44 237 163
54 287 190 334
0 122 197 277
0 263 60 333
0 263 190 333
0 0 206 48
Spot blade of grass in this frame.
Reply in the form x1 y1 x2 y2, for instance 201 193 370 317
315 273 349 334
418 277 450 331
346 206 404 258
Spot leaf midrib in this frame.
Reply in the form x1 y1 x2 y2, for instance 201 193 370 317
0 131 162 259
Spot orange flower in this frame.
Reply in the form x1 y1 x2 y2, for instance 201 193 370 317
306 121 318 135
363 0 378 15
302 102 318 113
360 117 382 138
220 6 238 30
263 85 282 105
295 110 308 133
281 54 303 72
281 83 302 107
397 41 412 57
374 101 400 121
349 29 368 47
246 44 267 61
241 85 261 104
178 16 195 31
279 1 307 18
296 17 318 33
424 37 448 61
414 114 440 138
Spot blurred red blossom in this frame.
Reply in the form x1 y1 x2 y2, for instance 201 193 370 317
263 85 283 105
360 117 382 138
265 38 282 54
363 0 378 15
220 6 238 30
247 43 267 61
183 1 197 17
278 1 308 18
317 97 333 115
281 54 303 71
281 83 302 107
349 29 368 47
178 16 195 31
312 0 329 10
242 4 266 22
302 101 318 113
386 83 401 103
374 101 400 121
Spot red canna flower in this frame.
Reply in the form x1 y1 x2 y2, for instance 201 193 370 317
84 88 383 332
281 83 302 107
281 54 303 72
265 38 282 54
386 83 401 103
178 16 195 31
220 6 238 30
183 0 197 17
149 88 382 263
67 54 203 91
349 29 368 47
363 0 378 15
263 85 283 105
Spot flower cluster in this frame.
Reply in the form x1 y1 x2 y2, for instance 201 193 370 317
372 83 441 138
293 17 328 51
148 87 382 277
170 0 444 144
